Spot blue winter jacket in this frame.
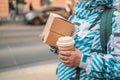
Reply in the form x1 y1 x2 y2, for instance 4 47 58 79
51 0 120 80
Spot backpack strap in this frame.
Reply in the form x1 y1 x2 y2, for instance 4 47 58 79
90 8 115 53
100 8 115 53
70 67 80 80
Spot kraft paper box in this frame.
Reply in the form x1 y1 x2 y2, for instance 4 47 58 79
43 13 74 47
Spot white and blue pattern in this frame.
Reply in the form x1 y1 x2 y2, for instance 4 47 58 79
56 0 120 80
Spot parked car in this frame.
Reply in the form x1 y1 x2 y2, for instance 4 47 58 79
24 5 70 25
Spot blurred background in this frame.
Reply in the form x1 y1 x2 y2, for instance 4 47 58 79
0 0 76 24
0 0 76 80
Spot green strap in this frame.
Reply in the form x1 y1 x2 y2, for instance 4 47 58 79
100 8 115 53
106 9 115 42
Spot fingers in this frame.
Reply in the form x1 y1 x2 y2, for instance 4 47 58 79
61 59 72 67
39 33 45 41
58 49 82 67
58 51 72 67
59 52 70 66
59 51 71 56
59 54 69 60
60 59 70 64
59 57 72 67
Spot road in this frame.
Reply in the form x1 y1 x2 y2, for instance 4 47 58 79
0 23 58 69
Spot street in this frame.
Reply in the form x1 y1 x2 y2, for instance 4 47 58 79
0 23 58 80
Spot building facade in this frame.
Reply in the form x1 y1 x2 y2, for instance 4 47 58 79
52 0 76 13
24 0 41 12
0 0 9 18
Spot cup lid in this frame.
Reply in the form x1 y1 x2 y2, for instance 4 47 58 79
56 36 75 47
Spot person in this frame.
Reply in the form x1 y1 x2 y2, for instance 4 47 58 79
23 2 33 14
9 1 16 19
40 0 120 80
65 4 72 17
29 3 33 11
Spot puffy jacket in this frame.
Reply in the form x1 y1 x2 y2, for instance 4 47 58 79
52 0 120 80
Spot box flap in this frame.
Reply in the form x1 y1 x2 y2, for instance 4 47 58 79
43 13 66 42
50 18 74 36
45 31 62 47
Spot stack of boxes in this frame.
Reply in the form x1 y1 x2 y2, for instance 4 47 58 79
43 13 74 47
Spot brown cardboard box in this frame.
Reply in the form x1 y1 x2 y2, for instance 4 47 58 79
43 13 74 47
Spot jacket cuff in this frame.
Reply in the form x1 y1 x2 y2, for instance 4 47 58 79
79 54 91 70
79 54 87 69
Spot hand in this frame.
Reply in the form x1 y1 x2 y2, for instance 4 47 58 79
58 49 82 67
39 32 45 41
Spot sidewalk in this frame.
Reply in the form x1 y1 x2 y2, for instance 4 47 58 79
0 63 58 80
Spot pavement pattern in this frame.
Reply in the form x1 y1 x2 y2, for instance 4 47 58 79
0 62 58 80
0 23 58 80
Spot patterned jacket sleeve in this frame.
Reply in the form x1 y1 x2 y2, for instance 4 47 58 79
79 32 120 79
85 53 120 79
80 12 120 79
78 33 120 79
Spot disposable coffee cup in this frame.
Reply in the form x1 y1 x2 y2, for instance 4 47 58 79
56 36 75 51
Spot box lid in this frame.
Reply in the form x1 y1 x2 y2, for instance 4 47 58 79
50 18 74 36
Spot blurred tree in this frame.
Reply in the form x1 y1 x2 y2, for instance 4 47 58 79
15 0 24 15
41 0 51 6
